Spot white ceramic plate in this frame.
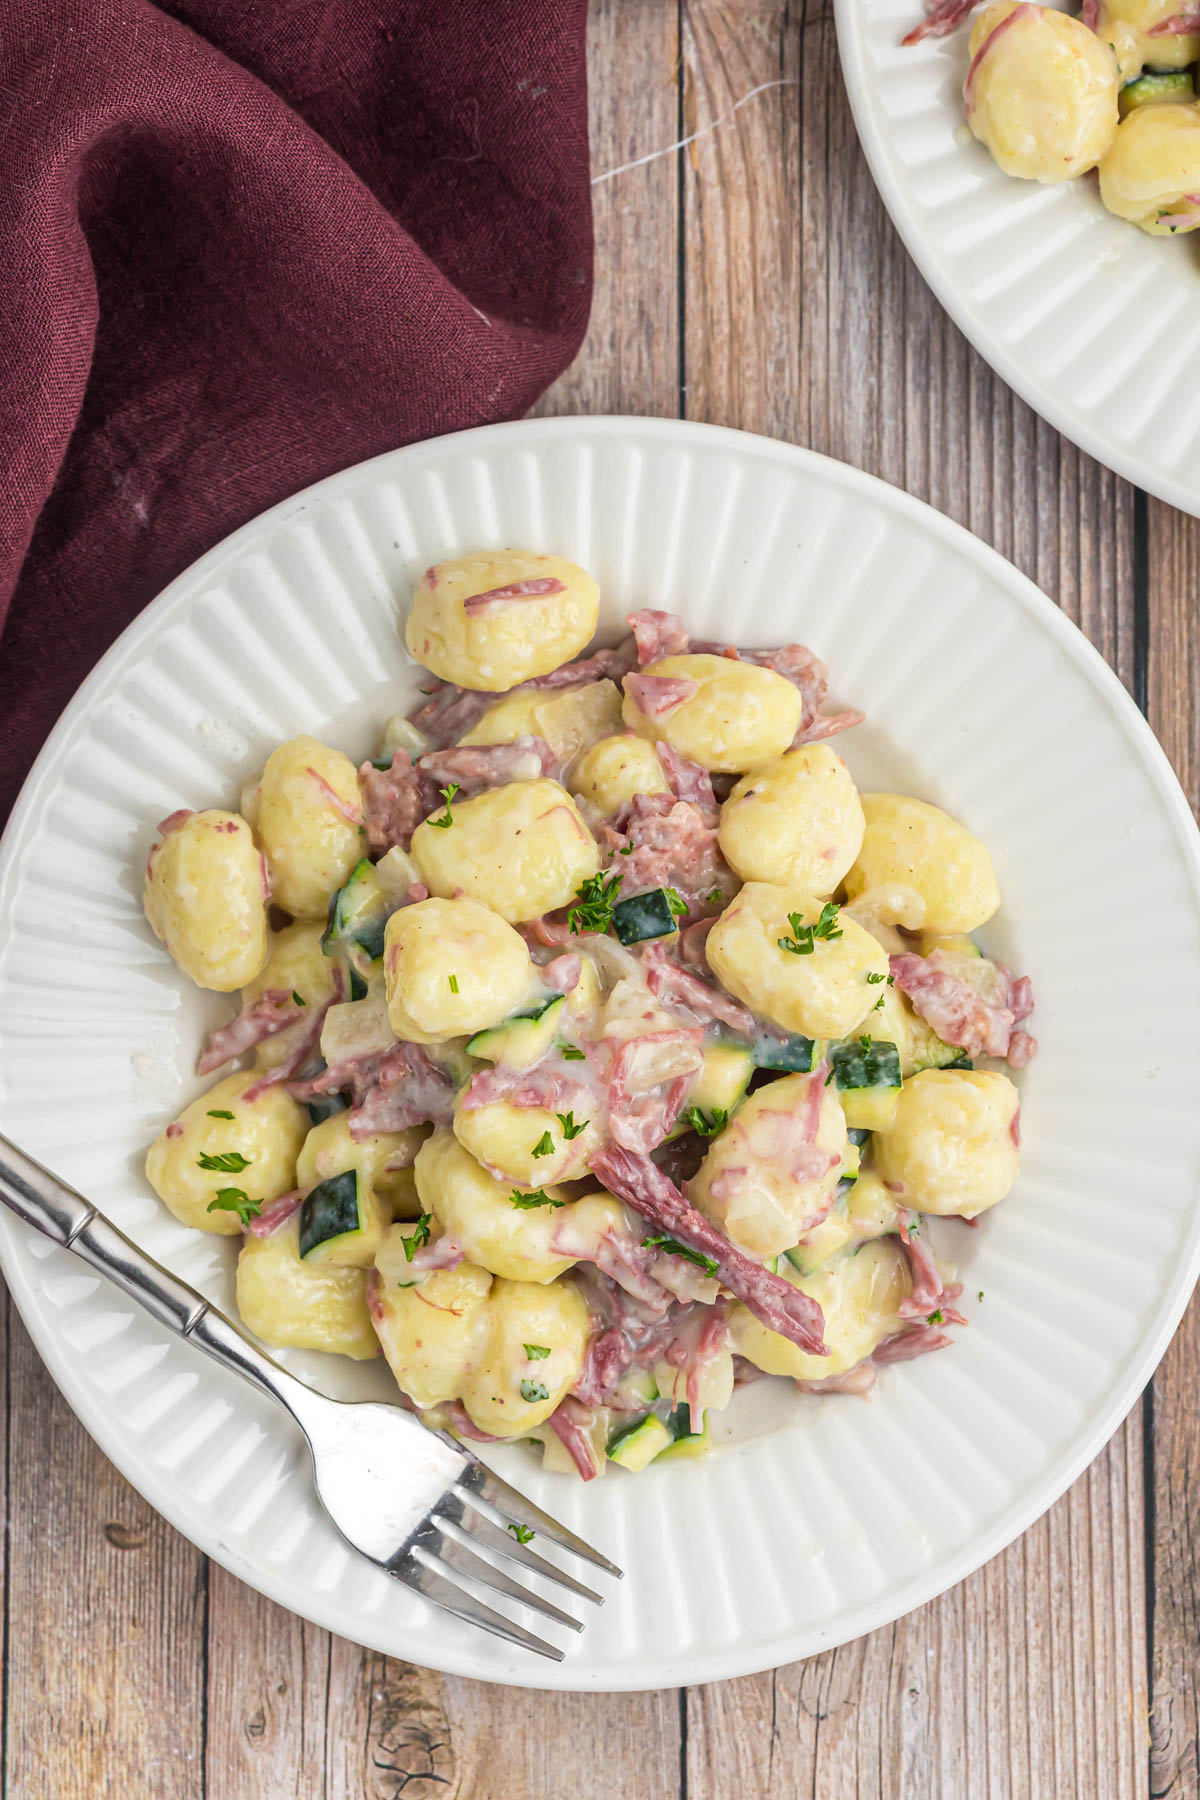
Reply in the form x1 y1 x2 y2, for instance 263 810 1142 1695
2 416 1199 1692
836 0 1200 516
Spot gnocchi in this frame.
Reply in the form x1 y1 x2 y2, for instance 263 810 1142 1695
143 810 269 992
965 2 1119 183
405 551 600 690
141 565 1036 1479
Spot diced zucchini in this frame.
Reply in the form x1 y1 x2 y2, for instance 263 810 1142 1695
691 1042 754 1113
612 1368 659 1409
840 1086 901 1132
607 1415 674 1471
322 859 390 965
298 1169 388 1268
916 931 981 959
753 1031 822 1074
611 887 682 945
830 1038 902 1092
306 1092 348 1126
658 1402 710 1459
1120 70 1194 114
466 995 565 1068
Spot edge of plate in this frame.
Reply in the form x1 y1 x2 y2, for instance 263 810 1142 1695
2 414 1199 1690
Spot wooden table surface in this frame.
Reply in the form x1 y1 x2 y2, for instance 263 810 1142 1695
6 4 1199 1795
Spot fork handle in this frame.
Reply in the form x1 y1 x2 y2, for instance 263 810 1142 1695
0 1133 313 1419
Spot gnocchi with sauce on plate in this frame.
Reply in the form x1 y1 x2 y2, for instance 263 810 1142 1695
141 549 1036 1480
904 0 1200 240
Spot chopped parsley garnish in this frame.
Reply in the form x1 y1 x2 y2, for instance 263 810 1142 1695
291 990 306 1006
664 887 689 920
448 973 459 993
866 971 886 984
206 1109 234 1120
206 1188 261 1227
705 886 723 904
510 1188 562 1210
402 1213 432 1260
558 1043 586 1060
619 843 634 855
777 901 843 957
567 871 622 935
519 1379 550 1403
642 1234 719 1279
871 996 884 1010
523 1343 551 1360
428 782 460 829
507 1522 536 1544
556 1111 588 1140
978 1289 985 1302
197 1150 251 1173
858 1034 872 1051
531 1130 555 1158
927 1308 945 1326
908 1219 920 1236
681 1105 728 1138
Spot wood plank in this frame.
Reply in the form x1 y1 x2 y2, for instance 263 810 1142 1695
678 4 1147 1795
3 1307 206 1799
204 1570 330 1799
1146 500 1200 1800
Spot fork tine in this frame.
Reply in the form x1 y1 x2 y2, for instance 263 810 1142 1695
435 1496 604 1606
416 1519 584 1632
453 1463 623 1577
388 1550 565 1661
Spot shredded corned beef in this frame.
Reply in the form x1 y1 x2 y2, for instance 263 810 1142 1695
896 1211 967 1326
293 1040 456 1137
240 971 346 1103
156 808 193 835
197 989 306 1075
656 741 717 809
358 750 440 852
890 950 1037 1067
407 651 633 751
246 1189 303 1237
641 939 755 1033
542 952 582 993
623 670 699 720
546 1395 603 1480
873 1323 953 1363
417 735 556 795
606 1029 705 1153
595 792 733 914
590 1146 827 1355
1148 8 1200 28
629 609 691 664
460 1058 599 1115
901 0 978 40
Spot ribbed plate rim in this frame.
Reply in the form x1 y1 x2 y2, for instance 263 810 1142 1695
1 414 1199 1691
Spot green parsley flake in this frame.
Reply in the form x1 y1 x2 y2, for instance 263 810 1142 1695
519 1379 550 1403
403 1213 432 1261
531 1130 555 1158
523 1343 551 1360
978 1290 985 1302
642 1233 719 1279
428 782 460 829
865 971 886 984
448 973 459 994
558 1043 586 1060
206 1188 261 1227
197 1150 251 1173
778 901 843 957
510 1189 563 1210
927 1309 945 1326
206 1109 235 1120
507 1522 536 1544
681 1105 728 1138
291 990 306 1006
705 886 723 904
567 871 622 935
556 1111 588 1140
664 887 689 920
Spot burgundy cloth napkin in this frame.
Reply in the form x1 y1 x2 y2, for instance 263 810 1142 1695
0 0 593 826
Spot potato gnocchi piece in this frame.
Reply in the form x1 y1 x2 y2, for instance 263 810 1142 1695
706 882 891 1039
241 921 341 1068
622 653 804 773
297 1111 424 1209
458 1276 590 1437
145 1070 307 1235
460 679 624 767
569 732 671 815
873 1068 1021 1218
410 778 601 923
728 1239 912 1381
251 735 364 919
783 1170 903 1276
383 896 536 1043
452 1092 603 1187
1099 0 1200 79
689 1073 849 1259
405 550 600 691
415 1130 576 1283
843 794 1000 934
371 1240 495 1407
718 744 865 896
966 1 1119 183
1098 101 1200 233
236 1215 379 1358
143 810 269 992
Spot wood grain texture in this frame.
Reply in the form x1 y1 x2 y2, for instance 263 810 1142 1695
2 1303 206 1800
1145 502 1200 1800
1 1 1192 1794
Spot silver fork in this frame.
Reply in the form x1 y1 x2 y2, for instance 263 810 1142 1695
0 1134 620 1661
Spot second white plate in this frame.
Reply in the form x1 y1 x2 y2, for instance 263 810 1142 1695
1 416 1199 1689
836 0 1200 516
